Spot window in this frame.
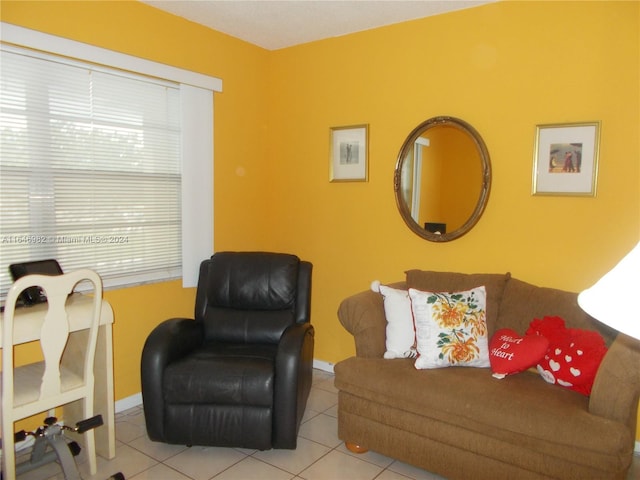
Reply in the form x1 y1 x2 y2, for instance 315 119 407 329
0 24 221 297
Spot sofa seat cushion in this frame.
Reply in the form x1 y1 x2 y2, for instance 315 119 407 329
334 356 632 472
164 343 276 406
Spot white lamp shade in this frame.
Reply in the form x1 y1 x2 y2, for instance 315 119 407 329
577 241 640 340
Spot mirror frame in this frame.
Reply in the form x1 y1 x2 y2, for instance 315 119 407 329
394 116 491 242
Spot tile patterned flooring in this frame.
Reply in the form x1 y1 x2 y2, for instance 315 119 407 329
13 369 640 480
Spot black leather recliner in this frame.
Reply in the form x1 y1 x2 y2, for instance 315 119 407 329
141 251 314 450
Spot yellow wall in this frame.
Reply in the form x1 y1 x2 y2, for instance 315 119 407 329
3 0 639 437
267 0 639 363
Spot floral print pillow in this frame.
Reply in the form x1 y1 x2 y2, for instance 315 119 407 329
409 286 490 369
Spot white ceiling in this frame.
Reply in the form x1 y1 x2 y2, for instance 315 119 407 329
141 0 491 50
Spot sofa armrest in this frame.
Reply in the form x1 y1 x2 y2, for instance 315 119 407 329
589 333 640 438
338 288 388 358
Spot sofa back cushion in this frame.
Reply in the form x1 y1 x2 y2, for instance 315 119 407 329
405 270 511 336
495 277 618 346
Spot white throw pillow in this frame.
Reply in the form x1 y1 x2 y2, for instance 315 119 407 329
371 281 416 359
409 286 490 369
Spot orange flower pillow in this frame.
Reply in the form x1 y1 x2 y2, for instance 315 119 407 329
409 286 490 369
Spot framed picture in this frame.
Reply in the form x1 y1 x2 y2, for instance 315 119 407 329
329 124 368 182
532 121 600 196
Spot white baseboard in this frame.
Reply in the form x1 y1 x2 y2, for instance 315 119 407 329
636 440 640 455
115 392 142 413
313 359 335 373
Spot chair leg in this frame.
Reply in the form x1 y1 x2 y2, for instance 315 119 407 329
82 397 98 476
1 419 17 480
84 428 98 475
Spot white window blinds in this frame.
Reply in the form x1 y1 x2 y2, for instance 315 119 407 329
0 24 221 297
0 47 182 296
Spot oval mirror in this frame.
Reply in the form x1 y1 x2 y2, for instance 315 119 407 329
394 116 491 242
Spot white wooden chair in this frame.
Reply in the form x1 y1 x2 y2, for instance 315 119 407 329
1 269 103 480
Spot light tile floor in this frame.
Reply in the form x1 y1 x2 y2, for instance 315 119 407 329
12 369 640 480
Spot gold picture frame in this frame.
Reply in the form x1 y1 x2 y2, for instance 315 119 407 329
329 124 369 182
532 121 600 196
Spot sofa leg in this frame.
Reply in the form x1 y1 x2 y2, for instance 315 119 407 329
345 442 369 454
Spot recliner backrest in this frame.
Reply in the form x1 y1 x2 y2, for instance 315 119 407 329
195 252 308 343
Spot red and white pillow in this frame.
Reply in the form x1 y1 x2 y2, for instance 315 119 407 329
489 329 549 379
526 316 607 396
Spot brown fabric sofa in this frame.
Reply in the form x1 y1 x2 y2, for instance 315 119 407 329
334 271 640 480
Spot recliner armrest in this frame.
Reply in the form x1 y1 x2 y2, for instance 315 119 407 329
589 333 640 440
295 261 313 324
273 322 314 448
141 318 203 441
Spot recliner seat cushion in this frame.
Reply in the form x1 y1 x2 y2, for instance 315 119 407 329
163 343 277 406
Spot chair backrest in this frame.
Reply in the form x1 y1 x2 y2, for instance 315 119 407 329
195 252 312 343
2 269 103 415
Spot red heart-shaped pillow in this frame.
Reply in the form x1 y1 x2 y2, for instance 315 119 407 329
527 316 608 395
489 328 549 379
